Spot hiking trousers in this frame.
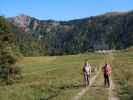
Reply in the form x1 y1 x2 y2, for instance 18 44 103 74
83 73 90 87
104 74 110 87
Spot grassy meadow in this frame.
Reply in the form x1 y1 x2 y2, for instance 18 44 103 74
0 51 132 100
112 51 133 100
0 53 105 100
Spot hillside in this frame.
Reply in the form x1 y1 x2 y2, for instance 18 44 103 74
7 11 133 55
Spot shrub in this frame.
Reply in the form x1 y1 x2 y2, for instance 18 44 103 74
0 34 22 84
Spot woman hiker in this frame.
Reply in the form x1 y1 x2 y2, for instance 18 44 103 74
83 60 91 87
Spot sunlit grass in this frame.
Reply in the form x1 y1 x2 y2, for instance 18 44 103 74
0 53 105 100
112 51 133 100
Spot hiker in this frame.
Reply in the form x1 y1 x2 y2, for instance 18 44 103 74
102 63 112 87
83 61 91 87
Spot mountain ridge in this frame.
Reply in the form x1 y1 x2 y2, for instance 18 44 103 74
8 10 133 34
6 10 133 55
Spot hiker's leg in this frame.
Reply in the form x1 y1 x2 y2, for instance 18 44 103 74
107 75 110 87
104 74 107 86
87 74 89 86
83 73 86 86
85 75 88 87
83 73 87 87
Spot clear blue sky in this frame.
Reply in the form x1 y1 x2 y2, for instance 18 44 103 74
1 0 133 20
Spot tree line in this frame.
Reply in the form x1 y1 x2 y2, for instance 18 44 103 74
2 11 133 57
0 16 21 84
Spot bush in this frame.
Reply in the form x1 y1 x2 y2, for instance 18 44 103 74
0 33 22 84
0 16 22 84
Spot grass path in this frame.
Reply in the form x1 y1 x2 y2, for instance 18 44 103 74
108 53 119 100
108 79 119 100
79 69 108 100
72 70 101 100
72 52 119 100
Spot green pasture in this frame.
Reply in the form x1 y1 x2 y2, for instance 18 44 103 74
0 53 105 100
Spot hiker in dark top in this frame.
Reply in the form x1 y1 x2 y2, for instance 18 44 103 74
83 61 91 87
102 63 112 87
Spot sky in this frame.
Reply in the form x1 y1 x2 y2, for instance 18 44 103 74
1 0 133 21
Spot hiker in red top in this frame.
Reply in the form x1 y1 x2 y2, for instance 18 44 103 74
102 63 112 87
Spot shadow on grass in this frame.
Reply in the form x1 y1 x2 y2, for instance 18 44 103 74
59 84 84 90
40 84 84 100
90 85 105 88
40 93 59 100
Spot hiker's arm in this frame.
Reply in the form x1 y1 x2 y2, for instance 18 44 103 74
101 67 104 72
90 66 91 77
110 66 112 75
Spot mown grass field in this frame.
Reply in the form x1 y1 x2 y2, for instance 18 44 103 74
112 51 133 100
0 53 106 100
0 51 132 100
